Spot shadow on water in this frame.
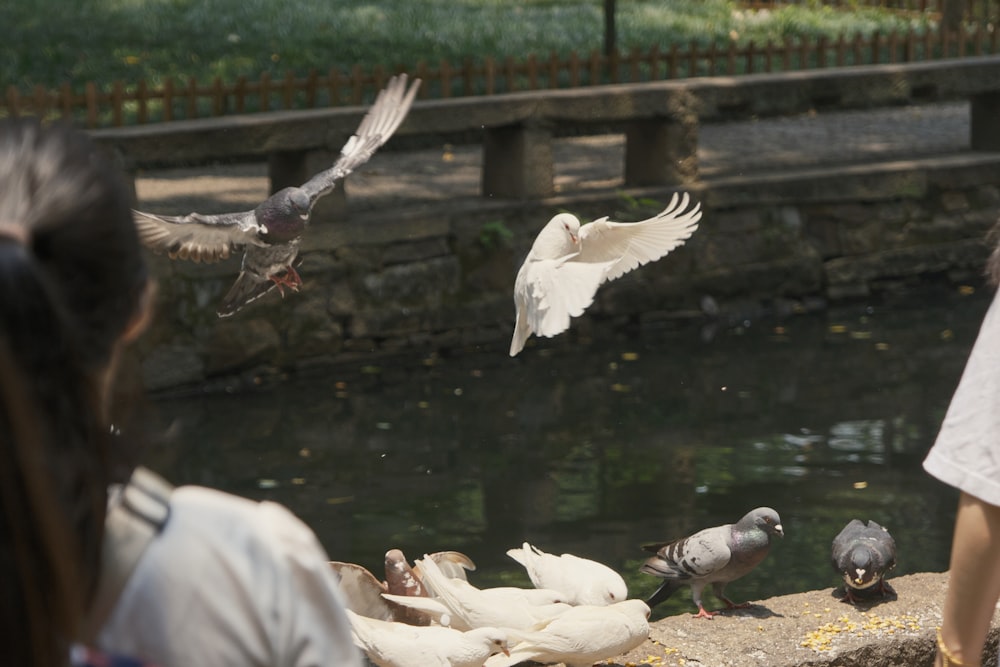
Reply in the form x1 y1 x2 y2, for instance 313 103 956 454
141 283 989 619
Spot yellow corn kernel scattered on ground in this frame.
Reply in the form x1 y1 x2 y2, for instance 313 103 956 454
800 613 924 652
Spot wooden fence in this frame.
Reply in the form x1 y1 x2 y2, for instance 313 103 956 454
749 0 997 17
4 25 1000 129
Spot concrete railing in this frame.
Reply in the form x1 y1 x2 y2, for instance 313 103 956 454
92 56 1000 207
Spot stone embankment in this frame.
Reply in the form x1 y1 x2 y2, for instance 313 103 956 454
611 572 999 667
134 102 1000 392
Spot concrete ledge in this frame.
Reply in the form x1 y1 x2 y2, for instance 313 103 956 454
608 572 1000 667
93 57 1000 200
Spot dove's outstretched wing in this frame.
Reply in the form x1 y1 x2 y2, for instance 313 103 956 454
133 209 262 263
578 191 702 283
300 74 421 208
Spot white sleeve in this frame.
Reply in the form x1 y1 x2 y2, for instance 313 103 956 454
257 501 363 667
98 486 363 667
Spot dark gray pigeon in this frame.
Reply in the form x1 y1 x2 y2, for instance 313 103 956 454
831 519 896 603
639 507 783 619
133 74 420 317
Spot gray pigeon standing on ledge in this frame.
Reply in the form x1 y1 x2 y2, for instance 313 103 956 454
133 74 420 317
639 507 784 619
831 519 897 604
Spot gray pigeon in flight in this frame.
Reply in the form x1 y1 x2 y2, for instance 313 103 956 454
639 507 783 619
133 74 420 317
831 519 897 604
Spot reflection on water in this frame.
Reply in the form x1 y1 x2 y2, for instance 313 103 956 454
142 284 989 618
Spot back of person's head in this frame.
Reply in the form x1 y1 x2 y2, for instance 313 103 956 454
0 118 148 666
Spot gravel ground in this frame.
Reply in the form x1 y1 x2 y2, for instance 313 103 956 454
135 102 970 215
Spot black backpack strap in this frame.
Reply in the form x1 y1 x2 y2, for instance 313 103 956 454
80 466 173 643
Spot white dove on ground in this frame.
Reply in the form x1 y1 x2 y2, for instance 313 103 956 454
133 74 420 317
506 541 628 606
483 599 651 667
383 579 568 631
509 191 702 356
390 554 571 631
639 507 784 619
346 609 509 667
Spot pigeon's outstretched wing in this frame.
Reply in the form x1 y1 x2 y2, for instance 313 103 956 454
300 74 421 208
132 209 263 263
577 191 702 283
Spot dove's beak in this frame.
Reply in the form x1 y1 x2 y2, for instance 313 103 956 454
571 233 579 244
775 524 784 537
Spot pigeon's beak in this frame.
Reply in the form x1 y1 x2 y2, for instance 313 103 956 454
502 648 511 657
571 233 579 244
775 524 784 537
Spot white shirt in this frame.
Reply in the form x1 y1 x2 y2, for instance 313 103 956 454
924 290 1000 507
97 485 362 667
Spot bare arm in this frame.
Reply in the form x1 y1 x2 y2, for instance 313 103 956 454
936 492 1000 666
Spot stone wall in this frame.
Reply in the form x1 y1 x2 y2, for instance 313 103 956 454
614 572 1000 667
136 152 1000 392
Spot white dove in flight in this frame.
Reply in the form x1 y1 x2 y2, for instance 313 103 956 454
509 191 702 356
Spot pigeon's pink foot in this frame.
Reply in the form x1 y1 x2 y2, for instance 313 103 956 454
270 265 302 297
693 606 717 619
723 599 751 610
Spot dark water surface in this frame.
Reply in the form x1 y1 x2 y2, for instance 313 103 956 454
142 284 990 618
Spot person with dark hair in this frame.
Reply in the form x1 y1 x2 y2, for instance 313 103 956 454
924 225 1000 667
0 118 360 667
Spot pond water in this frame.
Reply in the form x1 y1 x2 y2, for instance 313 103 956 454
140 283 990 618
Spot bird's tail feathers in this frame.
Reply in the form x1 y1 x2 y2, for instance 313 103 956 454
639 556 676 578
645 579 685 609
218 271 276 317
640 541 671 554
509 312 532 356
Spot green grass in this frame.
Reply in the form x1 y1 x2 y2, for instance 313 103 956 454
2 0 934 89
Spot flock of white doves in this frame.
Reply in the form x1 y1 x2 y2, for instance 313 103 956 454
332 544 642 667
327 507 794 667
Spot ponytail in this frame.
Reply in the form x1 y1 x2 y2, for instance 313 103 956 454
0 119 147 666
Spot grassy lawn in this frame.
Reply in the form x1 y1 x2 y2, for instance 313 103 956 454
3 0 934 89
